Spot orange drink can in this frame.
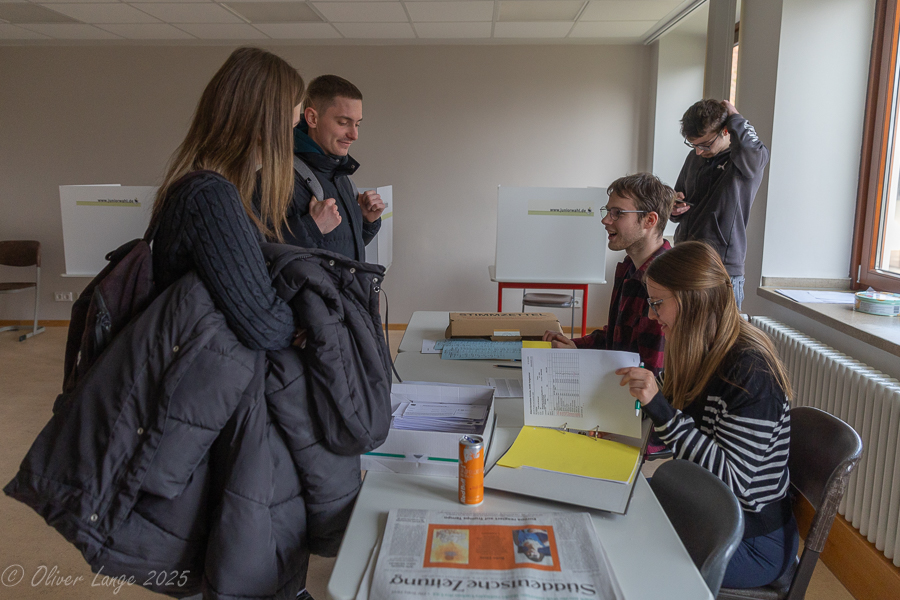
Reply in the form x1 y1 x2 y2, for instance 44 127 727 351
458 435 484 506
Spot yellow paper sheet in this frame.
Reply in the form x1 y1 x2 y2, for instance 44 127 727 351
497 426 641 483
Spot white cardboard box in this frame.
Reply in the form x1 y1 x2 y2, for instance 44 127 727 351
362 382 496 477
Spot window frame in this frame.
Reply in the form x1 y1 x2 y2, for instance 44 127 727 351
852 0 900 292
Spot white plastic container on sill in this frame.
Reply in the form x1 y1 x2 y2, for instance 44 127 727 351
854 290 900 316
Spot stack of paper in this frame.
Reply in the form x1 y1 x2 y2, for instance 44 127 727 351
435 339 522 360
498 426 641 484
391 401 489 434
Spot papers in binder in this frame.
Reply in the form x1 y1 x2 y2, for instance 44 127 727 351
521 348 642 439
498 426 641 484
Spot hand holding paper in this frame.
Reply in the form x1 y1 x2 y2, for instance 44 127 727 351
615 367 659 406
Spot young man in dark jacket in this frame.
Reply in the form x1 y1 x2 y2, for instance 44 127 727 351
282 75 384 261
671 99 769 310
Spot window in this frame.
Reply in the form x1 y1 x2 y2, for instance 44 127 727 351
852 0 900 291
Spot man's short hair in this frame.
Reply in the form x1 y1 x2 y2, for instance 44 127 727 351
607 173 675 235
680 99 728 140
304 74 363 113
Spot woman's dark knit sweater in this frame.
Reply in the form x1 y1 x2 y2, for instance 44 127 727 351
151 170 295 351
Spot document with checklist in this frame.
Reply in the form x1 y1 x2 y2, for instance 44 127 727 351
520 348 641 439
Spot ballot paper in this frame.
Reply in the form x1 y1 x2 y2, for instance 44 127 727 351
521 348 641 439
487 377 524 398
391 402 488 434
436 339 522 361
776 289 856 304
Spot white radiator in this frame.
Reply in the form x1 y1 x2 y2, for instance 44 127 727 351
751 317 900 566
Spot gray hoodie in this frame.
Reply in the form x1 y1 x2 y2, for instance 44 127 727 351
672 113 769 277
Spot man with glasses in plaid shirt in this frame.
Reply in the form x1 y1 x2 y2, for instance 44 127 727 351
543 173 674 375
672 99 769 310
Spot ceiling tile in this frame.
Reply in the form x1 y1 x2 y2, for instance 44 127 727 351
224 2 321 23
119 0 213 3
405 1 493 23
333 21 414 38
493 21 572 38
24 0 119 3
580 0 677 22
570 20 655 37
253 22 341 38
0 3 79 23
96 22 196 37
414 21 490 38
498 1 583 23
130 3 243 23
0 23 51 38
40 4 161 23
313 2 407 23
17 23 123 37
174 22 270 37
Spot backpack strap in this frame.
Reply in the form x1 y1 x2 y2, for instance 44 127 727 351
293 155 325 202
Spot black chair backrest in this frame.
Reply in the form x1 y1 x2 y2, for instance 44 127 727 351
0 240 40 268
783 407 863 600
650 459 744 597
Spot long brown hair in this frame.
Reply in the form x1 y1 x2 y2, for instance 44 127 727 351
153 47 304 241
645 241 792 409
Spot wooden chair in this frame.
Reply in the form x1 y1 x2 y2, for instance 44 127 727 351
650 459 745 597
717 406 863 600
0 240 45 341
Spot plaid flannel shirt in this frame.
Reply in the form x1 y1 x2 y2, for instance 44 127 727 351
573 241 669 375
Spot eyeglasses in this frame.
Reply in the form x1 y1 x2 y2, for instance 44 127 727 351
646 296 671 318
683 129 723 151
599 206 647 221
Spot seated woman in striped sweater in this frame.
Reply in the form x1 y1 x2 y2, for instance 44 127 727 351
616 241 798 588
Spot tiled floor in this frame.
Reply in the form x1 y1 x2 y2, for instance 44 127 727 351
0 327 855 599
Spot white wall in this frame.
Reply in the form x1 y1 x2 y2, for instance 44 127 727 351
651 31 707 187
0 44 651 328
649 6 707 237
760 0 874 279
737 0 897 379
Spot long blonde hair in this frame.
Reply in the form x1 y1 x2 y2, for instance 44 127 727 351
645 241 792 409
153 47 304 241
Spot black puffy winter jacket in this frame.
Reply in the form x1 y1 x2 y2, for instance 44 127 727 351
4 245 392 600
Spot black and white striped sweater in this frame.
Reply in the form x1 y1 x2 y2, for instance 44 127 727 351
643 348 793 538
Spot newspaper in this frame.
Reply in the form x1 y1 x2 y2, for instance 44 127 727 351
367 509 624 600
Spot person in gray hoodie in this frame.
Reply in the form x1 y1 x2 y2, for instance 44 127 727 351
671 99 769 310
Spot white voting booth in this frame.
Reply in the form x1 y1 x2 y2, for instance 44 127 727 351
362 185 393 272
493 186 607 283
59 185 157 277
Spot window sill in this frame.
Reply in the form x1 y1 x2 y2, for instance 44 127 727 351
757 288 900 357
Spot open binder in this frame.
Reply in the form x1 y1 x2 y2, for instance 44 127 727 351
484 421 650 514
484 348 649 514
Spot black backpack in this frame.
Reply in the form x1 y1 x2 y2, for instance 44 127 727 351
62 227 157 393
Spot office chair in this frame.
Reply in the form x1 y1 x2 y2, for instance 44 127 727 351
0 240 45 341
649 459 744 597
717 406 863 600
522 291 577 336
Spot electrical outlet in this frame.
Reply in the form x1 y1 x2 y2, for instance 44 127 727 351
54 292 74 302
